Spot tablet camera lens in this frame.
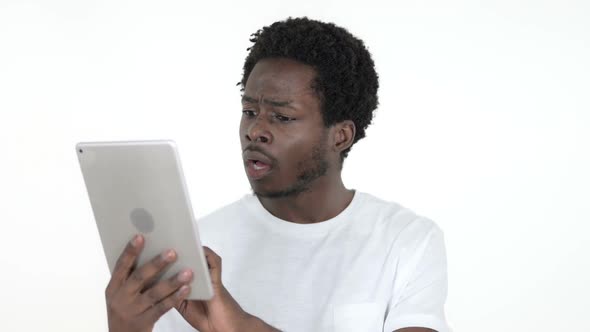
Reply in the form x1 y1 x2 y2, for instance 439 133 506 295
79 149 83 153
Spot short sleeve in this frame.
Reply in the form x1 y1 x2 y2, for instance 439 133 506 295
383 221 450 332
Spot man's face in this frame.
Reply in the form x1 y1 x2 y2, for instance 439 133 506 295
240 58 330 198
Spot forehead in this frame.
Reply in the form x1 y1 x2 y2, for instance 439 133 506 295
244 58 317 98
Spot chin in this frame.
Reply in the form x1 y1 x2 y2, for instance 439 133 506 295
250 184 277 197
251 183 310 199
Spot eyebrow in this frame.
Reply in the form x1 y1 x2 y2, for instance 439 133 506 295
241 95 294 108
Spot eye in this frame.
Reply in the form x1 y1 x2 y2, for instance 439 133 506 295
242 110 256 117
274 114 294 123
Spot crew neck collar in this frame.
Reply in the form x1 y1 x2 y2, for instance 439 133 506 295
242 190 365 237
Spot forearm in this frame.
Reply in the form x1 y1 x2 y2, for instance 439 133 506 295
243 314 282 332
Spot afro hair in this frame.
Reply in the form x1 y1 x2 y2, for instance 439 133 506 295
240 17 379 161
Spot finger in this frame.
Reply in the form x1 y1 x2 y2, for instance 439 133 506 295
144 285 191 323
107 234 144 295
203 246 222 285
125 249 177 295
175 298 206 326
136 269 193 314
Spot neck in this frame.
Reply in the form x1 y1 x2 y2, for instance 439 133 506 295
257 173 354 224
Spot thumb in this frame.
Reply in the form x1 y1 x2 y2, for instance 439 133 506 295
176 299 207 327
203 246 223 287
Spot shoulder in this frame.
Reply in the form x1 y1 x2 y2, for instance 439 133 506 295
357 192 444 247
359 193 448 296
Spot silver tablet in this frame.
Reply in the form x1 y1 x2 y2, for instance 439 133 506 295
76 140 213 300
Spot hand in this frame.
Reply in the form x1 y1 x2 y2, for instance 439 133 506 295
176 247 253 332
105 234 194 332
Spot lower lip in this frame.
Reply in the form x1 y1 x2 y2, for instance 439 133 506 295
245 161 273 180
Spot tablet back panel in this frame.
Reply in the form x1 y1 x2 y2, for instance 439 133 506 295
76 140 213 300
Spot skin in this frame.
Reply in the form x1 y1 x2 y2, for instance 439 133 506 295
105 235 192 332
105 57 436 332
106 234 273 332
240 57 356 223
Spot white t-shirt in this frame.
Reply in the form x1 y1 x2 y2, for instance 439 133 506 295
154 191 449 332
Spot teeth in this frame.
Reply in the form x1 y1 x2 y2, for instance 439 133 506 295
253 162 266 170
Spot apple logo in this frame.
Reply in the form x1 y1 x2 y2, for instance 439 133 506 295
130 208 155 233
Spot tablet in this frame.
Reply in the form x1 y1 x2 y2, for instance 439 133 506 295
76 140 213 300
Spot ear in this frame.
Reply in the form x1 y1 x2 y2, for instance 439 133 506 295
330 120 356 154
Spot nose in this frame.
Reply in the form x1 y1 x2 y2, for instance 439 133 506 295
245 117 273 144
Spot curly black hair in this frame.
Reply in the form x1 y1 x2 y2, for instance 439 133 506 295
240 17 379 161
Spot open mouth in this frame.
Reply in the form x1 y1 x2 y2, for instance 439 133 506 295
243 149 275 180
246 159 272 180
251 160 270 170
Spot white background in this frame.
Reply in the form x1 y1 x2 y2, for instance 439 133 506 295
1 0 589 331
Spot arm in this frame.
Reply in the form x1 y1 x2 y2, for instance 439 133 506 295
384 220 450 332
243 314 282 332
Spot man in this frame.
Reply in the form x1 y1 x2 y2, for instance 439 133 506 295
105 17 449 332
